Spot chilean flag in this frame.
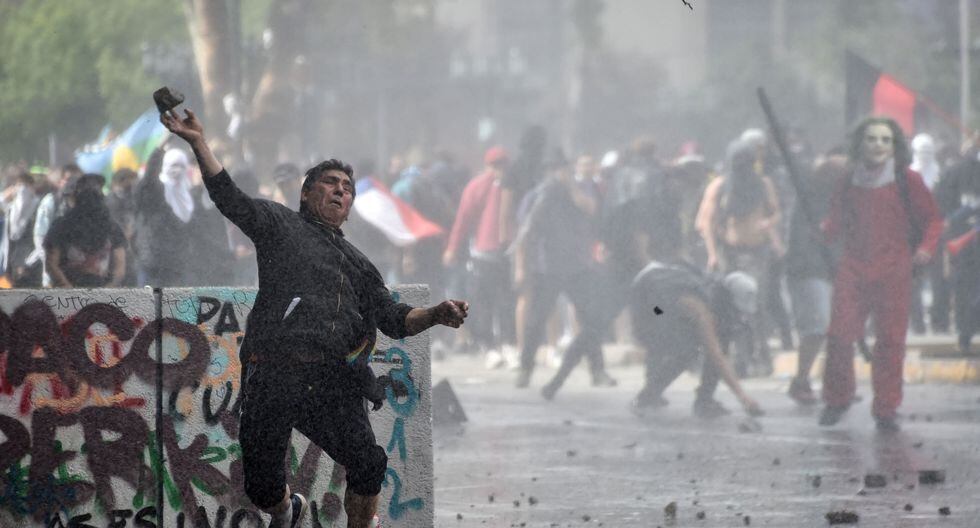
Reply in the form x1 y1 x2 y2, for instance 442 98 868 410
353 177 444 247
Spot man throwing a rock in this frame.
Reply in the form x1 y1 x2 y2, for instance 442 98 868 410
162 107 468 528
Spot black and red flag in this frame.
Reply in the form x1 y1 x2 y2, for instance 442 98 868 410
845 49 931 135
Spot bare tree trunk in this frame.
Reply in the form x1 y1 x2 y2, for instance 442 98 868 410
246 0 310 179
184 0 234 160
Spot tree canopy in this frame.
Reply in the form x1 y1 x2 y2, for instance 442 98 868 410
0 0 186 163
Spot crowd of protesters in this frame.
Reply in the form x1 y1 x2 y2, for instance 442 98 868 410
1 118 979 423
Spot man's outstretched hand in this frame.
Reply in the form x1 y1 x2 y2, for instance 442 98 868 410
160 109 205 145
405 300 469 336
432 300 468 328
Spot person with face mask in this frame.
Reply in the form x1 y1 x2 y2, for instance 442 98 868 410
160 149 196 223
695 138 783 378
161 107 469 528
818 117 943 432
44 179 127 288
907 133 946 335
107 168 139 286
0 171 42 286
29 164 82 287
510 149 616 393
911 133 941 191
132 147 197 286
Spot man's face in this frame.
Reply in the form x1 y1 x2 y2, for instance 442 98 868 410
301 169 354 228
861 123 895 168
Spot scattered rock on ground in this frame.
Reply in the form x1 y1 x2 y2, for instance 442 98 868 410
864 474 887 488
904 504 914 512
918 469 946 484
939 506 951 516
825 510 859 524
664 501 677 520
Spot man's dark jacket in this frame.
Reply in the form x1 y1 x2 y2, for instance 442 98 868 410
204 170 414 397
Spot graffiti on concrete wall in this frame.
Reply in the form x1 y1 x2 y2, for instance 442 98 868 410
0 286 432 527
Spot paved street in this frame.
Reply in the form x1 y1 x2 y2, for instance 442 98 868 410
431 352 980 527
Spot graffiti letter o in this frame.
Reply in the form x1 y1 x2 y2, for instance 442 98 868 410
130 318 210 391
64 303 136 389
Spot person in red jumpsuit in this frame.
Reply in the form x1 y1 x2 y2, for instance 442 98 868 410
819 116 943 432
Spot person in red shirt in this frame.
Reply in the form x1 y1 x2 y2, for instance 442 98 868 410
443 147 513 361
819 116 943 432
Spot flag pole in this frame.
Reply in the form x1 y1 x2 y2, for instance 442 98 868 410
961 0 972 142
917 91 973 139
757 87 873 363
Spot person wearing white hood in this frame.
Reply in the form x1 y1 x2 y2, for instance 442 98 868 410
911 133 941 191
134 146 235 287
160 149 196 223
0 171 42 286
909 133 943 335
133 148 198 286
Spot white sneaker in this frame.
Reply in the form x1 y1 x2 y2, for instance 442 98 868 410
546 346 563 368
484 350 505 370
502 345 520 370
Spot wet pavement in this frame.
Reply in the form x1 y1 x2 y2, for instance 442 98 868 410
431 353 980 527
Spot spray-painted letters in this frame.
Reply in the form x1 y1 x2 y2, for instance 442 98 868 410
0 287 432 527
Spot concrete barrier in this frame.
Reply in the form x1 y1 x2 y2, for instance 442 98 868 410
0 286 432 527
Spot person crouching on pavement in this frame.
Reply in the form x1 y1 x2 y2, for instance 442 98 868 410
818 116 942 432
629 258 764 419
161 107 469 528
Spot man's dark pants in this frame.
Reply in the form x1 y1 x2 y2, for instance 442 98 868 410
519 269 607 375
633 309 724 405
238 357 388 509
467 256 515 350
